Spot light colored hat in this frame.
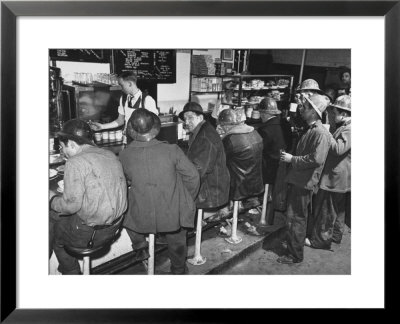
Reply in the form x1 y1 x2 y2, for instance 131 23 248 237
304 93 329 119
330 95 351 112
218 108 241 125
296 79 326 95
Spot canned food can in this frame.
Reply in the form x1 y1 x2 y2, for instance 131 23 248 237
102 131 109 143
109 131 116 142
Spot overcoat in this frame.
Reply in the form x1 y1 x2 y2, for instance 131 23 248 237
319 120 351 193
187 121 230 209
119 139 200 233
222 124 264 200
257 116 289 184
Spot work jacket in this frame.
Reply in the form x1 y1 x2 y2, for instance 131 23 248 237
51 145 128 226
119 139 200 233
187 121 230 209
319 119 351 193
257 116 289 184
285 120 331 192
222 124 264 200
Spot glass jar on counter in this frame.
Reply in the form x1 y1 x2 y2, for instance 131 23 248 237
116 130 123 142
102 131 109 143
109 131 116 142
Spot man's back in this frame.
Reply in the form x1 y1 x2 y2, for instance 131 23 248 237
222 125 264 201
54 146 127 226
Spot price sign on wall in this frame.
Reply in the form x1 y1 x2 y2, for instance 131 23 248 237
113 49 176 83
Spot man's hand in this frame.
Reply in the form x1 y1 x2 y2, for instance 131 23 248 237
280 152 293 163
49 190 57 200
89 121 103 131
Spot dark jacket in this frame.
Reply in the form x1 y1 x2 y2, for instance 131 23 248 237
222 124 264 201
187 121 230 209
319 119 351 193
119 139 200 233
286 120 331 192
257 116 288 184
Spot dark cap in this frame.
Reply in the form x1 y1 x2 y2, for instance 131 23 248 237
178 102 205 120
57 119 94 145
127 109 161 141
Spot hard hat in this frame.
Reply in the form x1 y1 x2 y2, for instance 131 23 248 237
218 108 240 125
259 97 281 115
304 93 329 118
296 79 325 95
330 95 351 112
127 109 161 141
57 119 94 145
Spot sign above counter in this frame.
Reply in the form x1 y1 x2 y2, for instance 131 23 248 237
49 49 111 63
113 49 176 83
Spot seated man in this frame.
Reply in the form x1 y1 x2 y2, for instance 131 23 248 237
217 108 264 210
49 119 127 275
119 109 200 274
179 102 230 216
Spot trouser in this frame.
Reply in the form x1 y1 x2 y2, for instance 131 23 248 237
51 212 121 274
125 227 188 274
285 185 313 261
310 189 349 249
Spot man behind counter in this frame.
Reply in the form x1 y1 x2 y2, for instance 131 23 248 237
49 119 127 274
90 71 158 143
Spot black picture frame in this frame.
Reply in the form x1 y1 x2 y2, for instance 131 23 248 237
1 0 399 321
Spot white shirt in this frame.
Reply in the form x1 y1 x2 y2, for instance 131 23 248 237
117 89 159 129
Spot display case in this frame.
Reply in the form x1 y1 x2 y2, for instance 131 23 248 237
221 74 294 115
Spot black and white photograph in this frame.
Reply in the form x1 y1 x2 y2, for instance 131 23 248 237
3 3 393 316
48 48 352 276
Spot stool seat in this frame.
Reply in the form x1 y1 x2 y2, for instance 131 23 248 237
63 216 124 274
64 241 113 257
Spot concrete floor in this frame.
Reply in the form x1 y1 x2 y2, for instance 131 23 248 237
223 225 351 275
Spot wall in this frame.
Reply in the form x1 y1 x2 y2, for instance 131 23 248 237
157 49 222 115
271 49 350 68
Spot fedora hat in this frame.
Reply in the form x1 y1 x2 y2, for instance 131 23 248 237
304 93 329 119
127 109 161 142
330 95 351 112
296 79 326 95
57 119 95 146
178 102 205 120
259 97 281 115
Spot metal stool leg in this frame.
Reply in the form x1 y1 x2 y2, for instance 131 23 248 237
225 201 243 244
148 234 155 275
187 209 207 265
82 256 90 275
259 184 269 226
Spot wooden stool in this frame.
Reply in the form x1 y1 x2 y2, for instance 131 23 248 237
64 216 124 275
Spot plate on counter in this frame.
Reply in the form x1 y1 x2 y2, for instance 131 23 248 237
56 165 65 175
50 153 66 165
49 169 58 179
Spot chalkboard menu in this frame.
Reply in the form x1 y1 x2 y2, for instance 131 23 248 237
114 49 176 83
49 49 110 63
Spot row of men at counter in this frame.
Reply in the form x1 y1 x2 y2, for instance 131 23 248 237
49 71 351 274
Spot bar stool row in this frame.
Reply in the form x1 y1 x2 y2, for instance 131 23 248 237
64 183 270 275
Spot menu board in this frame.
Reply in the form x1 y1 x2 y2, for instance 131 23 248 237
49 49 110 63
114 49 176 83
